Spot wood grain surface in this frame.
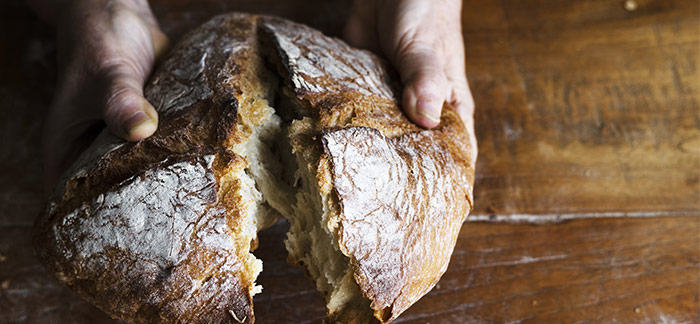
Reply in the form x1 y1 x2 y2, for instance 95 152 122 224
464 0 699 217
2 217 698 323
0 0 698 323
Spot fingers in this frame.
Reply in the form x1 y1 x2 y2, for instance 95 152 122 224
43 0 167 188
99 2 166 141
103 3 168 142
374 0 464 129
448 76 475 128
443 31 478 163
396 43 450 128
442 30 474 125
103 73 159 142
150 26 170 62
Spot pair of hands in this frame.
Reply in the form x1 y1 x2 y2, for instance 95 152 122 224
36 0 474 185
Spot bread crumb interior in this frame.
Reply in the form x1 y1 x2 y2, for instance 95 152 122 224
221 26 374 321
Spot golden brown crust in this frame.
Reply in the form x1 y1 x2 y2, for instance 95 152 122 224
261 16 476 323
35 151 256 324
322 126 471 322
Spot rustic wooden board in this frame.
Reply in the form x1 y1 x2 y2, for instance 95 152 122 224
2 217 698 323
463 0 699 216
255 217 700 323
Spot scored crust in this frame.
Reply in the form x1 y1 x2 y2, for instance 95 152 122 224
34 12 477 324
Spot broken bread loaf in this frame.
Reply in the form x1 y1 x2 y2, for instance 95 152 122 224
34 13 477 324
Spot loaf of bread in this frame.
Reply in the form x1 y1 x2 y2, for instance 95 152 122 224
34 13 476 324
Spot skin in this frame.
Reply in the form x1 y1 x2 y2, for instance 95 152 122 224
345 0 474 128
32 0 475 187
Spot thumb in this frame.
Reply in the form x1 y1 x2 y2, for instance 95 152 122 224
102 13 167 142
103 71 158 141
101 5 167 142
394 43 449 128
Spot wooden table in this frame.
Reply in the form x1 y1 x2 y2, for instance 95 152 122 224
0 0 698 323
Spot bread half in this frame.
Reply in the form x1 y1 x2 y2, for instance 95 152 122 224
259 17 475 323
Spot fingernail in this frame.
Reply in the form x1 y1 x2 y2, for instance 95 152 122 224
416 100 441 124
123 109 158 141
123 111 150 132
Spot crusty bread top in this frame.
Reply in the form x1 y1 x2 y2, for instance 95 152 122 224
260 16 422 138
261 16 475 322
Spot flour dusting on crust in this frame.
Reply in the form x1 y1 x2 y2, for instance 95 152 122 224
322 127 470 320
146 15 219 115
262 18 395 99
53 155 218 268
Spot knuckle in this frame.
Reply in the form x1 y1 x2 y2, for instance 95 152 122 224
103 86 139 119
97 56 148 82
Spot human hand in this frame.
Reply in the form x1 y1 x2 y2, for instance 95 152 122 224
344 0 474 130
34 0 168 186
